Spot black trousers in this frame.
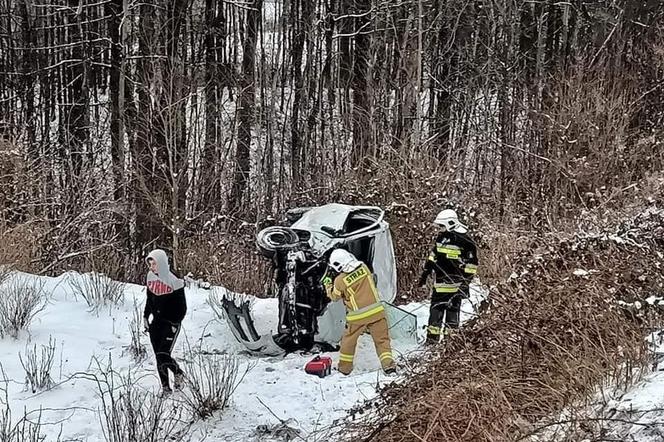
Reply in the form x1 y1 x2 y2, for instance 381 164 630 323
427 284 470 340
149 318 183 388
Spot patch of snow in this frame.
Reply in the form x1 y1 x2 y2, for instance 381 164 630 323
609 234 626 244
530 329 664 442
0 270 487 441
646 296 664 306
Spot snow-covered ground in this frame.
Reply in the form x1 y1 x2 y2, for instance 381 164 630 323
526 360 664 442
0 271 485 441
572 333 664 442
7 269 664 441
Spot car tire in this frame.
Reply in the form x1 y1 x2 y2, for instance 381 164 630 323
256 226 300 257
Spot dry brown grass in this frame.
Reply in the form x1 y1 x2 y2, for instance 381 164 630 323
329 159 467 300
339 208 664 442
178 232 271 296
0 222 45 273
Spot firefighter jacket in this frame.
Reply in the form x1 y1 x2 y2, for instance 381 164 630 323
325 263 386 326
419 230 478 295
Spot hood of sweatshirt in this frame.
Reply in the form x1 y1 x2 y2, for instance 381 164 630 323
146 249 184 295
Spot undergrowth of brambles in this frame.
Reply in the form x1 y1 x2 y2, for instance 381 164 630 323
339 207 664 442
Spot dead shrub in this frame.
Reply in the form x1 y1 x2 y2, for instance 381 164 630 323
92 357 192 442
522 66 659 224
0 275 48 339
0 223 45 273
81 249 128 283
478 227 541 285
68 272 125 311
0 406 45 442
179 350 245 420
179 234 270 296
19 336 56 393
341 209 664 441
123 300 147 363
0 368 45 442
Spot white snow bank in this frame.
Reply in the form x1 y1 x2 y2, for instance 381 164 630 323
0 271 486 441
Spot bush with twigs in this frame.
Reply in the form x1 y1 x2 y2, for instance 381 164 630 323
0 275 48 339
0 222 45 274
124 300 147 363
180 235 270 296
19 336 56 393
68 272 125 311
339 207 664 442
179 348 245 420
91 357 192 442
0 369 45 442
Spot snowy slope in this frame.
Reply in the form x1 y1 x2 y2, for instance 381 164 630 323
0 271 485 441
573 333 664 442
526 360 664 442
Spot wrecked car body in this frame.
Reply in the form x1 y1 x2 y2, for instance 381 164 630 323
220 203 398 355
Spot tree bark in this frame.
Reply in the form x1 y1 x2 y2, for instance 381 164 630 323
228 0 262 217
107 0 124 202
350 0 371 167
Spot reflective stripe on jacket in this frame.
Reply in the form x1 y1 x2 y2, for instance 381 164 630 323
326 263 385 325
421 230 479 286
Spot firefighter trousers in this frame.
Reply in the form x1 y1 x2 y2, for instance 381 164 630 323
426 286 468 343
338 316 394 375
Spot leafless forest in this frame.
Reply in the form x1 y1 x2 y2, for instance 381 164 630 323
0 0 662 287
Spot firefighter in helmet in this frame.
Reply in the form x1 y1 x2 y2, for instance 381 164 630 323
323 249 396 375
418 208 478 343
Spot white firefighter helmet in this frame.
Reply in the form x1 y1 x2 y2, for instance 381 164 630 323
329 249 362 273
434 208 468 233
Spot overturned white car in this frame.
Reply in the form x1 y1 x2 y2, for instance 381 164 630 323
220 203 405 355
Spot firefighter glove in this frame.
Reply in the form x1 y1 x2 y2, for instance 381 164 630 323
322 276 333 287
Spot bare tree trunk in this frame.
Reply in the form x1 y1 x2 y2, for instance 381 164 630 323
164 0 187 257
338 0 352 88
107 0 124 202
132 3 158 253
201 0 223 213
290 0 305 187
63 0 90 213
15 0 38 218
414 0 423 149
350 0 371 167
289 0 316 187
17 0 36 161
228 0 262 217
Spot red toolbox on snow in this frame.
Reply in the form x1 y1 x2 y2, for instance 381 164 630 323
305 355 333 378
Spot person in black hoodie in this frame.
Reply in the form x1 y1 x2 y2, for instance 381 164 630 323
144 249 187 395
418 209 478 344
